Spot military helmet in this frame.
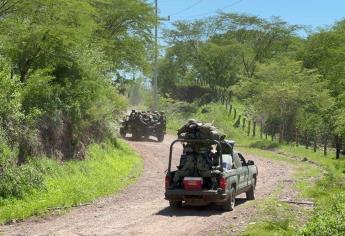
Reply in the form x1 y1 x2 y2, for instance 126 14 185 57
188 119 197 124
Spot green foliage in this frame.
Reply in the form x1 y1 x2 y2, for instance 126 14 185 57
0 60 22 143
0 0 153 221
243 220 294 236
235 58 333 142
242 198 295 236
0 0 154 161
159 96 198 114
300 192 345 236
195 42 241 89
301 20 345 139
249 140 280 150
159 13 299 98
158 96 198 132
160 11 345 155
0 162 44 199
170 100 345 235
0 140 142 223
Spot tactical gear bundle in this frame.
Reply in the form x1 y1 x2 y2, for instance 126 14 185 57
172 120 226 188
120 110 166 141
177 120 225 140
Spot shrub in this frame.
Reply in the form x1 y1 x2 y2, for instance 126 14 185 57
300 192 345 236
249 140 280 150
159 96 198 118
0 163 45 199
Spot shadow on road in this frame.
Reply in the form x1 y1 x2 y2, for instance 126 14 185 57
122 135 161 143
155 197 248 217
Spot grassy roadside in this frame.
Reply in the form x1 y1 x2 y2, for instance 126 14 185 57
164 101 345 235
0 140 143 224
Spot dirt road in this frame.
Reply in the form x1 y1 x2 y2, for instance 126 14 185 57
2 135 293 236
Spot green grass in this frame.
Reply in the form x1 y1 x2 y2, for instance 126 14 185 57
0 140 142 224
166 101 345 236
241 196 296 236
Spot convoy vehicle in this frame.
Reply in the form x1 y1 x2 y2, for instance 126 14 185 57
120 111 166 141
164 139 258 211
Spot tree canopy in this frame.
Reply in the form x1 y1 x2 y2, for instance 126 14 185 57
158 12 345 155
0 0 154 163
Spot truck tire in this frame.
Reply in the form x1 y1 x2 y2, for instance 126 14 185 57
222 186 235 211
246 178 256 200
157 134 164 142
169 200 182 209
119 128 126 138
132 131 139 140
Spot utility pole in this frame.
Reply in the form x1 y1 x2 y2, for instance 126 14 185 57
152 0 169 111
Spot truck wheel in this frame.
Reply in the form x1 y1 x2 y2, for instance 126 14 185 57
132 131 140 140
157 134 164 142
119 128 126 138
169 200 182 209
222 187 235 211
246 178 256 200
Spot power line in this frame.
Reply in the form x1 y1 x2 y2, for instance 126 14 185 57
169 0 203 17
182 0 246 18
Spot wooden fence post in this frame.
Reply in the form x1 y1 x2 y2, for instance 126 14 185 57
252 121 256 137
233 109 237 120
324 138 328 156
242 118 246 130
247 121 251 136
336 135 341 159
234 115 241 128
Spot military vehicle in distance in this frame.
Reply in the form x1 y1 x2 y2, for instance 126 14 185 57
164 121 258 211
120 110 166 142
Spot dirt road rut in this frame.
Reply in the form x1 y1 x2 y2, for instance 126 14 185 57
2 135 293 236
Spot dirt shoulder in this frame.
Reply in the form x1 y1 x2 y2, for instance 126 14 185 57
2 135 295 236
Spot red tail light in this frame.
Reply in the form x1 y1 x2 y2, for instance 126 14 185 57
165 175 171 189
219 176 227 190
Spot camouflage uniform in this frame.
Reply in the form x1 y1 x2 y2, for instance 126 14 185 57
173 120 225 186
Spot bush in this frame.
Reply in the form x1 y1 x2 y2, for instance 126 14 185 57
249 140 280 150
0 140 142 223
168 85 215 104
300 192 345 236
0 131 45 200
159 96 198 115
0 163 45 199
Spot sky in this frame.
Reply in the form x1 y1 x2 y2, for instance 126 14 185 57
154 0 345 32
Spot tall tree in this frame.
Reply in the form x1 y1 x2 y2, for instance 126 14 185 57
0 0 155 161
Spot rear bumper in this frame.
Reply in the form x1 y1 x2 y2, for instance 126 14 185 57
165 189 228 205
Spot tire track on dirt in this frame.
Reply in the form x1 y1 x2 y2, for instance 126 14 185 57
1 135 294 236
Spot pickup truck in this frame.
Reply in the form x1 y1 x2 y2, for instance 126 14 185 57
164 139 258 211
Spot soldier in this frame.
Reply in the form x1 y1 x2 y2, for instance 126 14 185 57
129 110 136 121
173 142 214 184
177 119 199 139
151 111 159 123
158 112 166 127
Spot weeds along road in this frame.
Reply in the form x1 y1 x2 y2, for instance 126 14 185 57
3 135 294 236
